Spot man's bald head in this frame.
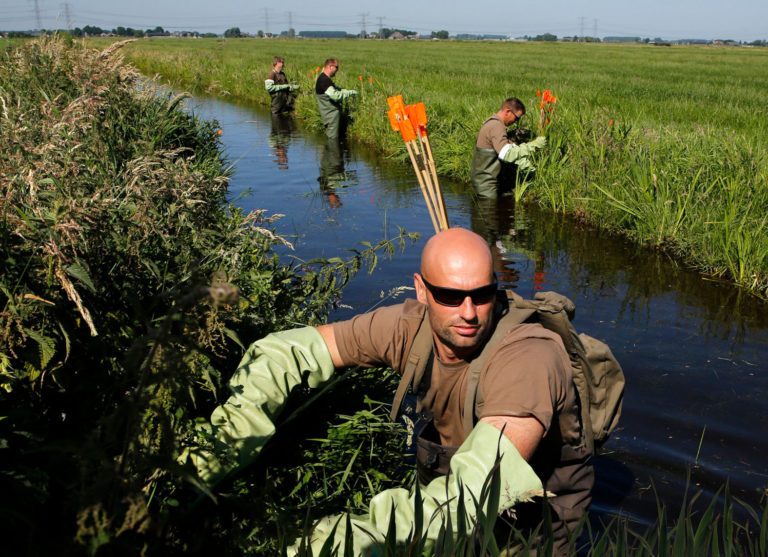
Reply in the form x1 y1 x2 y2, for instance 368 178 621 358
420 228 494 285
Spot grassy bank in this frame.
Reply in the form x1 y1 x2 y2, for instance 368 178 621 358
120 37 768 297
0 36 415 553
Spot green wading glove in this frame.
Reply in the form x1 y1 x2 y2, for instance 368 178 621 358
288 421 545 556
289 84 300 91
188 327 335 483
265 80 291 93
516 156 535 172
500 135 546 164
325 86 358 102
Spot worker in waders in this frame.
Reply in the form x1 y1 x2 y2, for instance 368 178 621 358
264 56 298 115
314 58 358 140
188 228 596 556
472 98 547 197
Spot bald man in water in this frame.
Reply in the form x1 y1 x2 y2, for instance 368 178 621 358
196 228 592 555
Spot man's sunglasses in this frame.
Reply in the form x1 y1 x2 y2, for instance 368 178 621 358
420 274 498 307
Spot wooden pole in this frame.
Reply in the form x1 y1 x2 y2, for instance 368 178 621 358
404 141 440 233
413 135 445 231
420 133 449 230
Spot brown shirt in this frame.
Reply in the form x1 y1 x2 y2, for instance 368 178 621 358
267 69 288 84
475 115 512 153
332 299 579 448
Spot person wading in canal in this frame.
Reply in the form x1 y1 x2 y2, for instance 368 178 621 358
264 56 299 115
314 58 358 140
187 227 625 555
472 97 547 198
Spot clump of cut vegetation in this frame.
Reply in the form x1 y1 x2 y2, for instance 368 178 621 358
121 38 768 297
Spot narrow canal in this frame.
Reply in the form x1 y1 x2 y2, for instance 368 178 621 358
188 94 768 526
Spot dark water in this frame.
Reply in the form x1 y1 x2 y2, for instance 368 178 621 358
187 95 768 526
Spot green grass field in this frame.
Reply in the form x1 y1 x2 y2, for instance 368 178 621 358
119 37 768 296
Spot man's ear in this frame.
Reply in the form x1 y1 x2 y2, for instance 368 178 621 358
414 273 428 304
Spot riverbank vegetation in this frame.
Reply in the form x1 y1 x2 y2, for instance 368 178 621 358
120 37 768 298
3 37 767 554
0 36 415 553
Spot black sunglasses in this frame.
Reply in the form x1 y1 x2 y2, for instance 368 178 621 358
420 274 498 307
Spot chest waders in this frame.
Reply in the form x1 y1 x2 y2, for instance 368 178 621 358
316 94 341 140
472 147 519 198
267 71 294 115
471 147 502 198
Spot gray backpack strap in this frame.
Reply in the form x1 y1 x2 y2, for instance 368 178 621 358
461 302 536 437
390 309 434 422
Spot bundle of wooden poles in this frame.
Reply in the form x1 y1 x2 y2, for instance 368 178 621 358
387 96 450 232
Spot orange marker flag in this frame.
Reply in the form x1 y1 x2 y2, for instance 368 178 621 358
406 102 428 136
387 109 401 132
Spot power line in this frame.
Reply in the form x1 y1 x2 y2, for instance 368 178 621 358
31 0 42 30
358 12 369 38
62 2 73 31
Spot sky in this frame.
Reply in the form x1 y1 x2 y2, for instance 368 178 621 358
2 0 767 41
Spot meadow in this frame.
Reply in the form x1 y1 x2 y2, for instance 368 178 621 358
120 37 768 297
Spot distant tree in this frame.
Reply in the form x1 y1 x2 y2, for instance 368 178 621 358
288 27 296 38
81 25 106 36
381 27 417 39
256 29 264 38
224 27 242 38
431 30 449 39
532 33 557 41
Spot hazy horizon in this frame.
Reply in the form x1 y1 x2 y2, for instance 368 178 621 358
3 0 766 42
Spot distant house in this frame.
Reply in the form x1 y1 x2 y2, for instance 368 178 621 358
389 31 405 40
713 39 739 46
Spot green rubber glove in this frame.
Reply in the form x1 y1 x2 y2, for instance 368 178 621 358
265 80 291 93
289 421 545 556
528 135 547 149
289 83 300 91
187 327 335 483
500 136 546 163
342 89 358 99
516 156 535 172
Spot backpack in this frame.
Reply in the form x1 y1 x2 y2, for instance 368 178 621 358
390 290 625 453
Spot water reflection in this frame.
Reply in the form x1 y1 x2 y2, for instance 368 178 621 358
269 114 294 170
318 138 358 209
